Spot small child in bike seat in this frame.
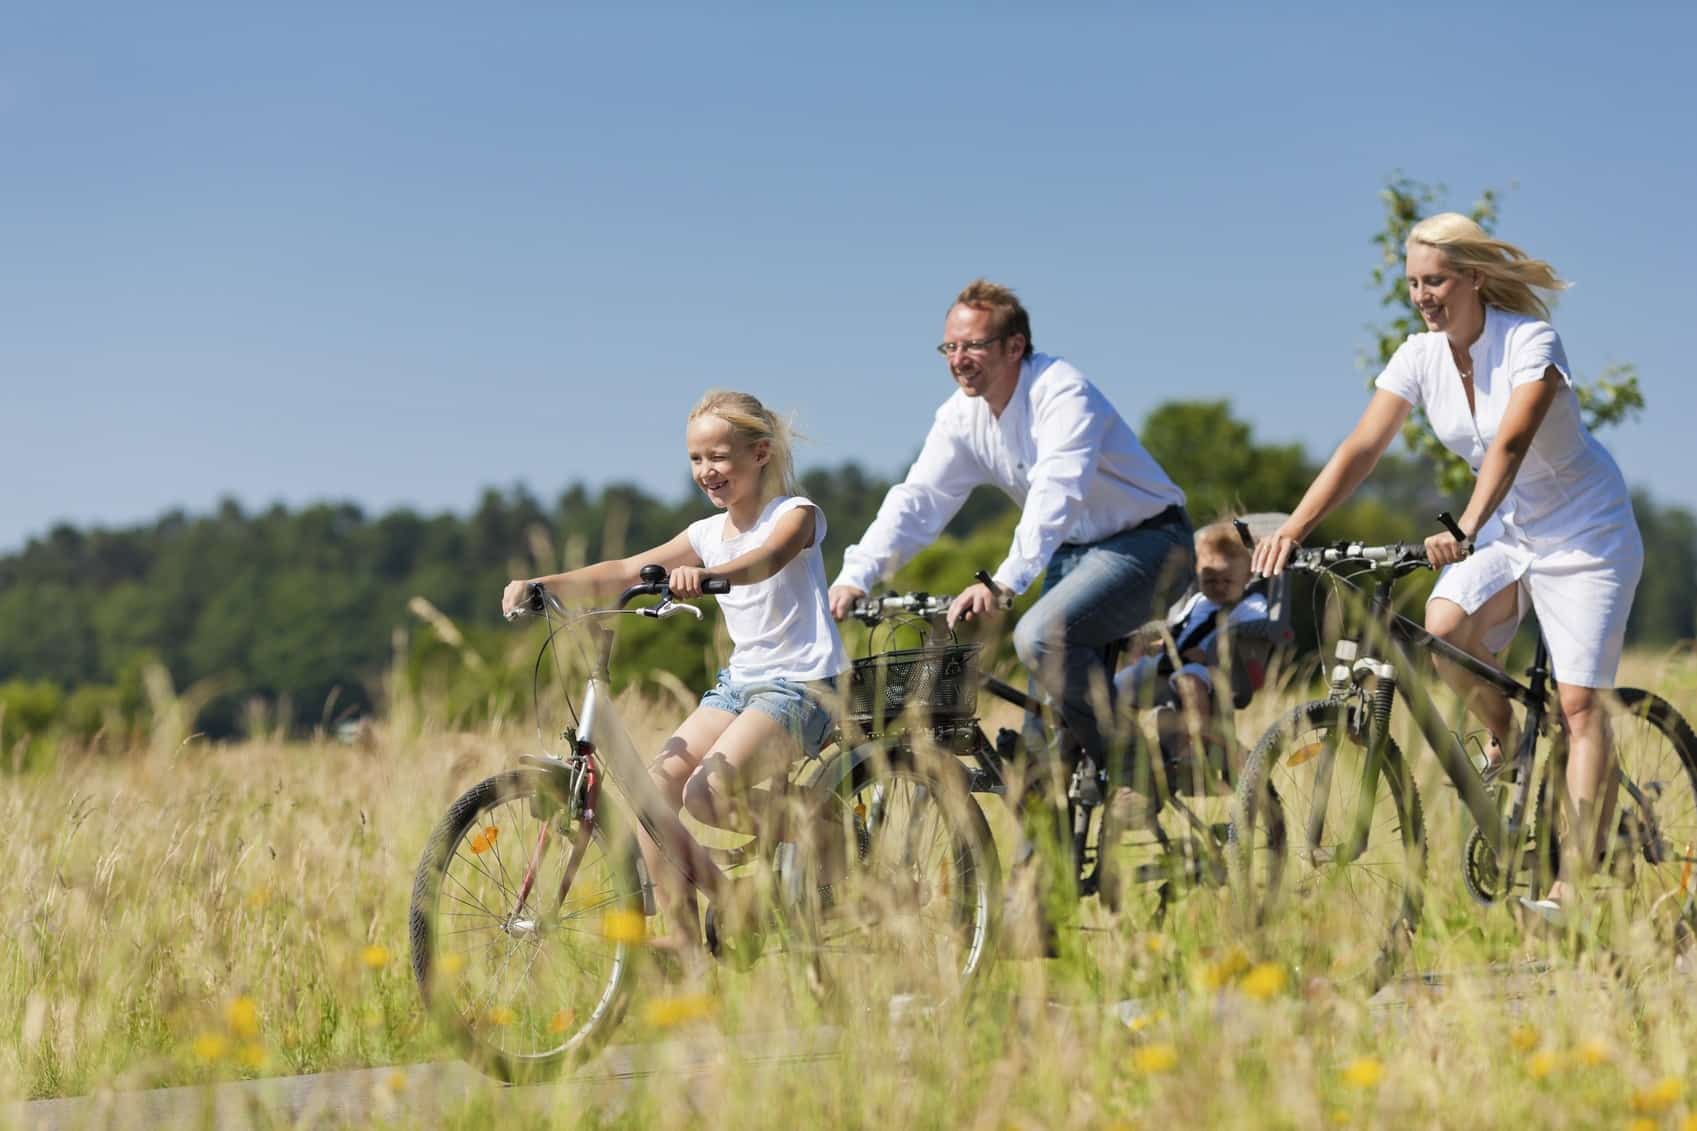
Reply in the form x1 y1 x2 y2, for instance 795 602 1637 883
1114 520 1269 793
499 389 848 959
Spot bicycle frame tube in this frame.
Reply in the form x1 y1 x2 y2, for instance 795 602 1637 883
1342 578 1552 861
579 675 731 896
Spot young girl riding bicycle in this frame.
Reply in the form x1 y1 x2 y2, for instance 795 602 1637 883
500 389 848 957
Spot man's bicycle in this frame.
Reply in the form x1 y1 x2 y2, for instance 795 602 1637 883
408 566 998 1082
1229 520 1697 987
845 575 1287 931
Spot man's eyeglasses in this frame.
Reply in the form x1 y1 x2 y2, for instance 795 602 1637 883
935 335 1007 358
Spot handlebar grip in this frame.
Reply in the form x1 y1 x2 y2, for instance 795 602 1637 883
1435 511 1470 544
703 577 730 595
1232 518 1254 550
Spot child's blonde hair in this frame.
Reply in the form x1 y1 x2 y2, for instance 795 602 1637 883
1195 521 1251 567
689 389 799 500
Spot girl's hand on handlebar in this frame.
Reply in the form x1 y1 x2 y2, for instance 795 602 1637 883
946 580 1012 629
1423 529 1471 569
1251 526 1303 577
502 578 540 618
668 566 711 599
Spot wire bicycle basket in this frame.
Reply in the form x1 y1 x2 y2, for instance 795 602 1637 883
847 642 981 728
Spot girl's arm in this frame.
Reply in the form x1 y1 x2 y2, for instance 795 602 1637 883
669 506 816 597
501 530 700 615
1253 390 1412 576
1425 369 1562 566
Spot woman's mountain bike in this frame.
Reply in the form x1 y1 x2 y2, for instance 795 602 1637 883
408 566 998 1082
1229 519 1697 988
846 576 1286 932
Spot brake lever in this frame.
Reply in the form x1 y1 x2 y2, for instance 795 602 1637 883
640 599 704 620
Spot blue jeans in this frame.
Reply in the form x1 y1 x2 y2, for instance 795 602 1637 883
1013 508 1194 765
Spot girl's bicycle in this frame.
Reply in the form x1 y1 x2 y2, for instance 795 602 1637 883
408 566 998 1082
1229 521 1697 987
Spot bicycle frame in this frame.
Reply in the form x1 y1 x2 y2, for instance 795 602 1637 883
1317 565 1554 872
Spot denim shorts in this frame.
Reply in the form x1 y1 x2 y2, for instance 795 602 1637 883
700 670 837 757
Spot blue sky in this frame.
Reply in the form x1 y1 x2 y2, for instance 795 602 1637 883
4 2 1693 552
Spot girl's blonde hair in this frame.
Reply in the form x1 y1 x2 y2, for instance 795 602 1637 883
1407 212 1570 321
689 389 799 500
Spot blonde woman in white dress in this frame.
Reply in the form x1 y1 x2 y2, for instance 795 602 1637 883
1254 213 1644 916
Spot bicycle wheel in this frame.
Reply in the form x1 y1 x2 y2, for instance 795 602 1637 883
1231 700 1426 990
1533 687 1697 956
410 768 644 1081
801 747 999 1003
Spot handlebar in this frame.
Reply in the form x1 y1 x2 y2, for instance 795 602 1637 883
848 569 1013 625
505 565 730 622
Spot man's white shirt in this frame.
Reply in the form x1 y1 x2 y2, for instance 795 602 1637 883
835 353 1184 596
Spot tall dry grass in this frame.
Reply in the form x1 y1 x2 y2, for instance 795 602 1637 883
3 649 1697 1128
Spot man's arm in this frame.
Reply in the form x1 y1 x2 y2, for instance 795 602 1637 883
830 411 983 617
993 375 1110 595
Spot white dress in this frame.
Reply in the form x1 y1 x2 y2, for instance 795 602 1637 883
1375 306 1643 688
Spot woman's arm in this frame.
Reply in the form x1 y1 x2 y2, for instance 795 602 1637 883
501 529 700 614
1425 369 1562 566
669 505 817 597
1253 390 1412 576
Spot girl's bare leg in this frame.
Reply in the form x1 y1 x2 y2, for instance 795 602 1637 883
640 706 737 950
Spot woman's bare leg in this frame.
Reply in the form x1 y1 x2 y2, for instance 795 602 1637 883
1425 587 1523 761
1549 681 1617 904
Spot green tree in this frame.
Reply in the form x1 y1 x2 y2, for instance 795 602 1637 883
1367 175 1644 494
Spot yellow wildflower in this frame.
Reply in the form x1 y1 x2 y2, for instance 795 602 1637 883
360 944 390 969
1629 1077 1683 1114
1509 1024 1539 1052
1526 1051 1558 1080
1576 1039 1611 1067
1194 947 1252 991
225 996 260 1039
1627 1120 1657 1131
600 909 647 944
486 1006 516 1027
192 1033 229 1062
1342 1057 1383 1089
436 952 466 977
549 1008 577 1034
1132 1043 1179 1075
642 993 716 1029
386 1071 408 1093
237 1043 266 1069
1239 962 1287 1000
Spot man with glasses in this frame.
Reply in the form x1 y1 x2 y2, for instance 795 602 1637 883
829 277 1192 804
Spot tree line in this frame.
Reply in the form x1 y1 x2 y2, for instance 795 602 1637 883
2 397 1693 757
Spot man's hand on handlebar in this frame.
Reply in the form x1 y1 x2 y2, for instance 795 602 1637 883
947 578 1014 629
828 584 866 622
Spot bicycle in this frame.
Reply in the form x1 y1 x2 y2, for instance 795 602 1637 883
844 571 1288 933
408 566 999 1082
1229 517 1697 988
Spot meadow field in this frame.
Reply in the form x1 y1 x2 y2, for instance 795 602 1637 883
5 649 1697 1129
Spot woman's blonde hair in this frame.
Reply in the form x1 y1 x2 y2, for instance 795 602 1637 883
689 389 799 500
1407 212 1570 321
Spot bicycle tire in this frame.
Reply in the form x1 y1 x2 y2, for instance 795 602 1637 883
1532 687 1697 954
800 746 999 1000
409 768 644 1082
1230 699 1426 990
